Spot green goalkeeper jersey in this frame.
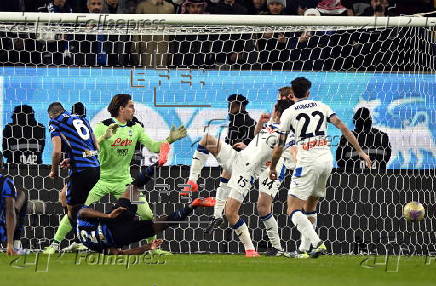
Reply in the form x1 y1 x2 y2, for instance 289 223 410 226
94 117 165 183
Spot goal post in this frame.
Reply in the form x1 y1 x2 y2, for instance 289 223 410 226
0 12 434 255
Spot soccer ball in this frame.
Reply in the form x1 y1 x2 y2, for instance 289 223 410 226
403 202 425 221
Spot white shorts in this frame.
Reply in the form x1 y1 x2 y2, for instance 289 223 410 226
227 153 255 203
215 141 237 173
288 157 332 201
258 157 287 198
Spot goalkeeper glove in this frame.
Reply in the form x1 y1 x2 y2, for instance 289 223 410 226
97 123 119 144
158 142 170 166
166 125 187 144
104 123 119 139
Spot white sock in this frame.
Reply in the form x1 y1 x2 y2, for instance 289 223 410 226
298 212 317 252
214 178 231 219
261 213 282 251
188 145 209 182
233 218 255 251
291 210 320 248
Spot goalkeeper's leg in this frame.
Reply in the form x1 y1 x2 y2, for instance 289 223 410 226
122 166 155 221
45 174 103 254
119 166 172 255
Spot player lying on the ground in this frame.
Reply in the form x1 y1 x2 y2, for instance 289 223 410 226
0 152 28 255
76 170 216 254
183 99 293 256
270 77 371 258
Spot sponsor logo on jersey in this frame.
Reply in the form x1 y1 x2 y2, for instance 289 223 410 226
82 150 98 157
302 139 328 150
111 138 133 147
294 102 318 110
117 149 129 156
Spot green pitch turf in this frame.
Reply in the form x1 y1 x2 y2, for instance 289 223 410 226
1 253 435 286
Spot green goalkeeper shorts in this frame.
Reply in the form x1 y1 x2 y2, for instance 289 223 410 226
85 178 133 205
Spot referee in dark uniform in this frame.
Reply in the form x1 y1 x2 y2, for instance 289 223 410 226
205 94 257 233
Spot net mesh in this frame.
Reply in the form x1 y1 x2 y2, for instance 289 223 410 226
0 20 435 254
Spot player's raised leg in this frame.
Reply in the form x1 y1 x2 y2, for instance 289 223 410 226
76 184 215 255
182 133 222 195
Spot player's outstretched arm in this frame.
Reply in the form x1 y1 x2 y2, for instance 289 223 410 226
329 115 372 168
166 125 187 144
5 197 17 255
49 136 62 179
137 124 185 153
109 239 164 255
254 113 271 135
78 206 126 220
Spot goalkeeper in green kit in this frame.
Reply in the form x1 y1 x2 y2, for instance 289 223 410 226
44 94 187 254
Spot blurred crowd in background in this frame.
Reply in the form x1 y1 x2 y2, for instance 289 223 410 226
0 0 434 16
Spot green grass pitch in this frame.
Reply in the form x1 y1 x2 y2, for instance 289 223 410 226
1 253 435 286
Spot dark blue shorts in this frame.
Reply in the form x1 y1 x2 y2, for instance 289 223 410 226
0 223 6 242
66 167 100 205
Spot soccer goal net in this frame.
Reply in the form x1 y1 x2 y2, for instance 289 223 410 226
0 13 435 255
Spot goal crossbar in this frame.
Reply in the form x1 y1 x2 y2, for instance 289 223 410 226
0 12 435 28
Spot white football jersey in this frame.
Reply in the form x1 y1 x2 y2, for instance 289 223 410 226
279 99 335 164
242 121 295 175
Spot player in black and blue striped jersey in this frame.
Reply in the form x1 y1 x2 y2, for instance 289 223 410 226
47 102 100 226
0 152 28 255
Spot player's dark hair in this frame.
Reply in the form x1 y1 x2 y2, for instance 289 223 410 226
72 102 86 117
353 107 372 131
47 102 65 117
291 77 312 99
278 86 292 99
227 94 249 106
275 99 294 115
108 94 132 117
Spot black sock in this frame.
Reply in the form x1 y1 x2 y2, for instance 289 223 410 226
13 197 27 240
167 206 194 225
68 214 77 234
131 165 155 188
